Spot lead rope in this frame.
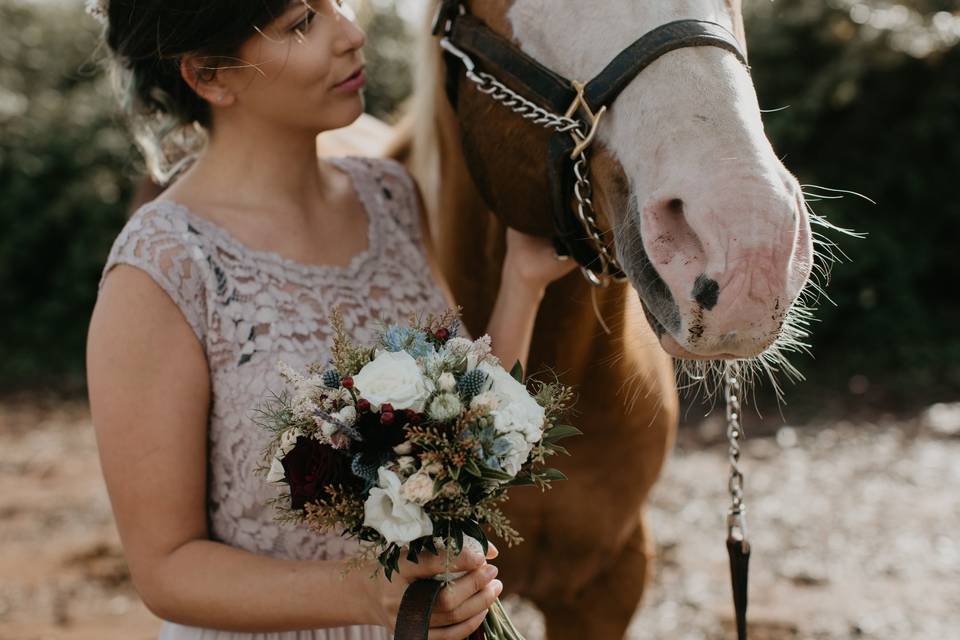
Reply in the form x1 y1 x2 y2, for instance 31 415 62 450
724 364 750 640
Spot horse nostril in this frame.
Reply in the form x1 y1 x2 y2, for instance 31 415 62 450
667 198 684 215
692 274 720 310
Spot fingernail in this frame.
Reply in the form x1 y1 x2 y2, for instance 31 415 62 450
483 564 498 579
492 579 504 596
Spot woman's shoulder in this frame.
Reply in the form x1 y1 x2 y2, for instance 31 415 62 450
335 156 423 240
99 199 211 347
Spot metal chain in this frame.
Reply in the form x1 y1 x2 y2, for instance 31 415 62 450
439 36 626 287
571 151 622 282
724 364 748 541
466 70 583 134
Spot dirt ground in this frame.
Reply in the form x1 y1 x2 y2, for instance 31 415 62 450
1 398 958 640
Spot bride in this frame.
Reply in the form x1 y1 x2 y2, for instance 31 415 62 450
86 1 573 638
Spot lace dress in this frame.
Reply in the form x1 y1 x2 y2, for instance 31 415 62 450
98 157 450 640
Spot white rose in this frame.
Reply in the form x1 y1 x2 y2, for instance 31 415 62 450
438 372 457 392
401 469 437 506
428 393 463 423
353 351 433 412
497 431 534 478
266 456 287 483
363 468 434 546
478 362 546 443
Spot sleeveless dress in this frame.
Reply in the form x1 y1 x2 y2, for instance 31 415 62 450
98 157 450 640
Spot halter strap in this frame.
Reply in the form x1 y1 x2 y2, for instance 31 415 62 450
433 0 749 284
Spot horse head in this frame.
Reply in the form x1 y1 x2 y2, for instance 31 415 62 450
429 0 814 366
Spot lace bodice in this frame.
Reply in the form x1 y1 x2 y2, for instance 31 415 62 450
99 157 450 564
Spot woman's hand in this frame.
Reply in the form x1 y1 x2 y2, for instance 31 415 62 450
503 228 578 296
363 544 502 639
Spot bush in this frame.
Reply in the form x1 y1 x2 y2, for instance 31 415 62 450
0 1 414 393
745 0 960 408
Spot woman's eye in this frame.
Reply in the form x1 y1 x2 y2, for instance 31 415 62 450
291 8 317 34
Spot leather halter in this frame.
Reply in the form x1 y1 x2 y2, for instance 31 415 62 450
433 0 749 286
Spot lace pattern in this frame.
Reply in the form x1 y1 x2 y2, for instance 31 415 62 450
99 157 448 605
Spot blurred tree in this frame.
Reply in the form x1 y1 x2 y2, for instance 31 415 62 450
0 0 956 412
744 0 960 408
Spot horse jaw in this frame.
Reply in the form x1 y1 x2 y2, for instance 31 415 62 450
506 0 814 361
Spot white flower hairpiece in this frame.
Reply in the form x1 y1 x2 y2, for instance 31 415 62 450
85 0 108 25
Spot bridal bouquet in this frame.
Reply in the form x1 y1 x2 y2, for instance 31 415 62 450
256 309 578 639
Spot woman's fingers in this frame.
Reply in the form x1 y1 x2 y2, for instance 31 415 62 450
431 573 503 627
402 547 486 580
428 610 489 640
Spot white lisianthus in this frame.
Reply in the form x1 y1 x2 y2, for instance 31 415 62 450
353 351 433 412
363 468 434 546
497 431 535 477
438 372 457 392
478 362 546 443
266 456 287 483
428 393 463 423
401 469 437 506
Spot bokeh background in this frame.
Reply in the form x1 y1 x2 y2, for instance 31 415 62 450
1 1 958 639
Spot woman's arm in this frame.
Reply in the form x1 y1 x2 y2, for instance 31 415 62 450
413 185 575 370
87 266 500 636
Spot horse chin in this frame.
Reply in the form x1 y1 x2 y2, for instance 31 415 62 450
658 332 768 362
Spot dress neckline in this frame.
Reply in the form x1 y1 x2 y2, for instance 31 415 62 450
153 156 380 277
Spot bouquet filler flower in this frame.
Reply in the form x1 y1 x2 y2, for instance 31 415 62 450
256 309 579 639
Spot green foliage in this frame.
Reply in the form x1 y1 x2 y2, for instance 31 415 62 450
744 0 960 406
0 2 138 390
2 0 957 409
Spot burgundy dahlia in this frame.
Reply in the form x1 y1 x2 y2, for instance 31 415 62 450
280 437 353 510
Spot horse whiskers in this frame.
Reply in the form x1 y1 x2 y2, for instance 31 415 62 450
672 207 845 406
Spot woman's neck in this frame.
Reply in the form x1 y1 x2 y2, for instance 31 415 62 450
175 117 334 217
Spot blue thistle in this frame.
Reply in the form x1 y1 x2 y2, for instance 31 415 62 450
322 370 341 389
458 369 489 401
351 454 381 490
382 325 435 359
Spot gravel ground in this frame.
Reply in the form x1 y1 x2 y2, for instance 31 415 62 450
1 399 958 640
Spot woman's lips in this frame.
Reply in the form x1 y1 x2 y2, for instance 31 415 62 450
334 68 366 92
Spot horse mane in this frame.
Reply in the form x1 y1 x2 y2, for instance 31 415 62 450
385 1 454 239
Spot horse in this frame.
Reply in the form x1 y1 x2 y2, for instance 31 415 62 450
388 1 816 638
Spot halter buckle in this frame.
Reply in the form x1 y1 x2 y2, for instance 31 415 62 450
565 81 607 159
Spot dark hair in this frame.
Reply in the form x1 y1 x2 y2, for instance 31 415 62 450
102 0 294 180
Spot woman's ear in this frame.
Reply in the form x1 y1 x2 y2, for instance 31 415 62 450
180 55 236 108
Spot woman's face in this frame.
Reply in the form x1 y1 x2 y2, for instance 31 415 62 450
215 0 367 135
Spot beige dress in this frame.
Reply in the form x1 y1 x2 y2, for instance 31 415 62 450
98 157 450 640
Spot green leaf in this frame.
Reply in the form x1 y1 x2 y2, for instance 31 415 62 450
545 444 571 457
541 468 568 482
479 465 515 482
543 424 583 442
510 360 524 383
463 458 482 478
